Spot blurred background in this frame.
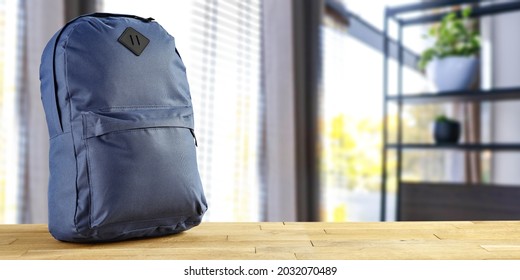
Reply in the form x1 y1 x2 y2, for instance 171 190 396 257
2 0 520 224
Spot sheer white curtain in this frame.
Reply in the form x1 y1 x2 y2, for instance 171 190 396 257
0 0 25 223
21 0 65 223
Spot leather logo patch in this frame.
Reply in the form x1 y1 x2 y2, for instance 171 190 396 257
118 27 150 56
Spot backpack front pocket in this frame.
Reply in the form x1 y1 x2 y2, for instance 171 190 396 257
81 107 205 229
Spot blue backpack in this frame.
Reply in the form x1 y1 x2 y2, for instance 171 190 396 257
40 13 207 242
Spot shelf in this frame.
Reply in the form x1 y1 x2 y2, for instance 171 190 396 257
389 1 520 26
386 143 520 151
399 181 520 188
386 0 484 17
399 182 520 221
387 87 520 104
382 0 520 222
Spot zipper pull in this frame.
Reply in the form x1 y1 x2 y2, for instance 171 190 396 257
190 129 198 147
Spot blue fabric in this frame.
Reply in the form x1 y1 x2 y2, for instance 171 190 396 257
40 13 207 242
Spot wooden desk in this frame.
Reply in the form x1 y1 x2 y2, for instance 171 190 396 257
1 222 520 260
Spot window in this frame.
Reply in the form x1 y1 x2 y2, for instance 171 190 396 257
319 0 432 221
320 26 383 221
101 0 264 221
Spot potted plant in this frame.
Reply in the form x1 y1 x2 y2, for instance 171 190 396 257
433 115 461 144
418 7 480 92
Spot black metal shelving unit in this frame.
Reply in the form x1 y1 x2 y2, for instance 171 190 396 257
387 87 520 103
386 143 520 151
381 0 520 221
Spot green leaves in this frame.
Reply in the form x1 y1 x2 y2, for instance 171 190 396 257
418 6 480 70
435 115 458 123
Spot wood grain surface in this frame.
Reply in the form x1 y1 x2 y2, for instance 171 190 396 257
1 222 520 260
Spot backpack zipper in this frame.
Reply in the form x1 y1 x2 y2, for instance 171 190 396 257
89 13 154 22
190 129 198 147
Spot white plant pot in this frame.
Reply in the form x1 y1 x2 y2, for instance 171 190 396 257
426 56 478 92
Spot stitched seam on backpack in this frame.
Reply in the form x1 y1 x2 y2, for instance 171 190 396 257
83 121 192 130
91 212 200 229
49 131 71 140
84 135 94 229
97 105 192 112
82 116 193 130
89 126 192 138
104 220 201 238
63 23 85 232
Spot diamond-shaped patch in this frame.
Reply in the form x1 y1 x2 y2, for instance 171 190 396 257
118 27 150 56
